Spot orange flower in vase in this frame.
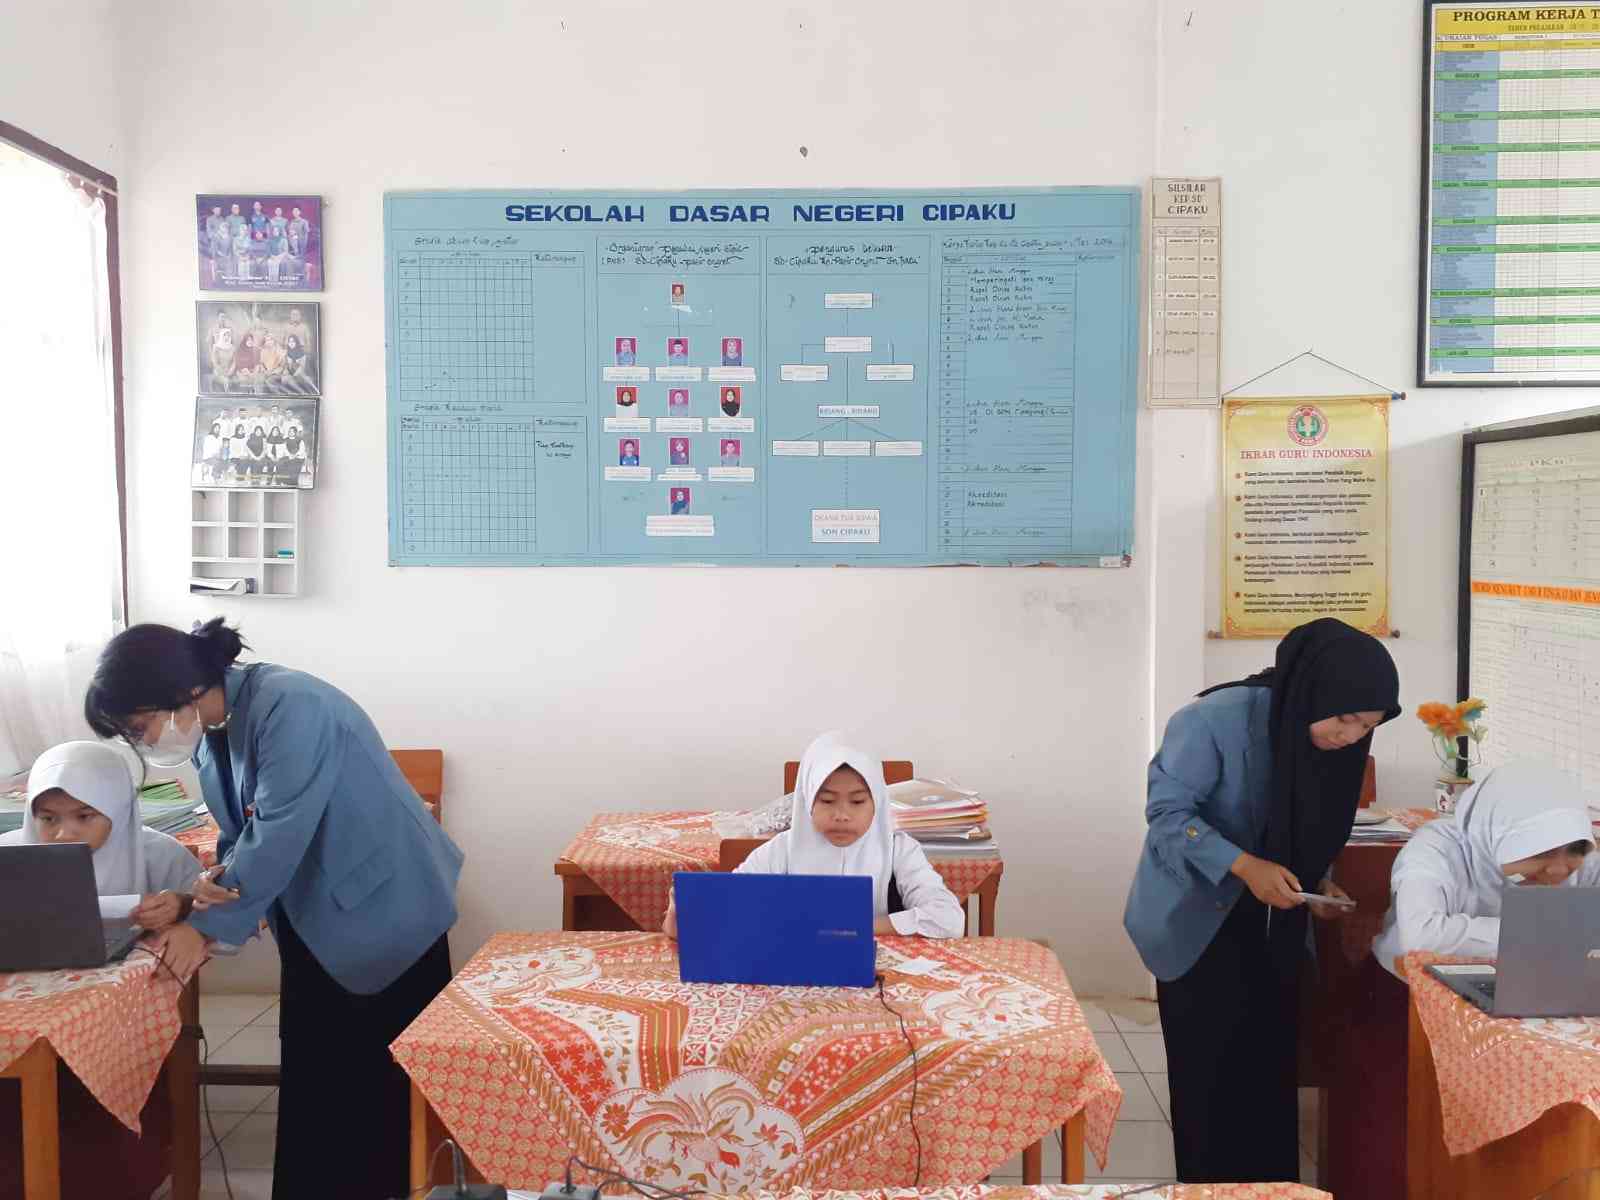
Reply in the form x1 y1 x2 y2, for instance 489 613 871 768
1417 698 1490 812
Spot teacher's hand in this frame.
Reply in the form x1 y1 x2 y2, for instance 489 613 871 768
192 865 240 911
1230 852 1304 911
153 923 212 981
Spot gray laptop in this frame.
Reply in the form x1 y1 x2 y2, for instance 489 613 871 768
0 844 141 971
1427 885 1600 1018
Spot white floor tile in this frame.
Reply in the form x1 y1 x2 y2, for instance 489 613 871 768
1146 1072 1170 1120
206 1027 280 1067
210 1111 278 1170
1092 1030 1137 1073
250 1001 279 1027
1107 999 1162 1033
1121 1032 1168 1073
993 1133 1063 1180
1112 1073 1167 1123
199 1108 250 1157
198 994 277 1027
198 1025 245 1055
200 1166 274 1200
255 1089 279 1113
1074 1000 1118 1032
204 1084 275 1114
1085 1120 1177 1181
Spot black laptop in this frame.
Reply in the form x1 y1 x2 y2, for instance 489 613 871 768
0 844 142 971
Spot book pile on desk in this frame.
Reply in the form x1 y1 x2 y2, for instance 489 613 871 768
888 778 998 856
0 777 205 837
1345 808 1416 843
138 779 211 837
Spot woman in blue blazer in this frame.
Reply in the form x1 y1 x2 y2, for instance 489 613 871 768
85 619 464 1200
1123 619 1399 1184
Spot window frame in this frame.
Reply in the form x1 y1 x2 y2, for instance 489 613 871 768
0 120 128 617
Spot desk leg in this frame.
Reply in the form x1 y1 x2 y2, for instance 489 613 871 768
977 879 997 938
170 979 201 1200
1022 1140 1042 1185
410 1081 431 1192
14 1041 60 1200
562 878 578 932
1062 1115 1085 1184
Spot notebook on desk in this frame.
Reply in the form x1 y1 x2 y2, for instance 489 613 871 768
1427 885 1600 1018
0 844 141 971
673 872 875 987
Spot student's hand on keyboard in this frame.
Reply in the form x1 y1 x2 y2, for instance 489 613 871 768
130 891 183 932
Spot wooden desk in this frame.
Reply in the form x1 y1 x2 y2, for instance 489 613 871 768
398 932 1115 1191
0 970 199 1200
558 811 1002 936
1404 959 1600 1200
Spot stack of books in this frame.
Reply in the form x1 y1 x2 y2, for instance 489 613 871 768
887 778 998 856
138 779 211 837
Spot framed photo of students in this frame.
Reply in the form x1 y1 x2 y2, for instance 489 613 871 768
192 395 320 490
197 301 321 397
197 194 323 292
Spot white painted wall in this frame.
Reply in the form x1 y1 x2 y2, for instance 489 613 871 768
8 0 1598 996
0 0 126 179
110 0 1161 993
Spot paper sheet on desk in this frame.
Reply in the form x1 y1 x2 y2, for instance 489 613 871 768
99 895 140 920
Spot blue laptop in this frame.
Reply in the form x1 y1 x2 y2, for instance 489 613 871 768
674 872 876 987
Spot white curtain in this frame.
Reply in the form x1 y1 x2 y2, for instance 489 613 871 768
0 142 124 778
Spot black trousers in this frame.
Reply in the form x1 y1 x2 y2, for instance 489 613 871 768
272 912 452 1200
1156 894 1302 1184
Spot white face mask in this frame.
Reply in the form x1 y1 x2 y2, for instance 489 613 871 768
141 706 207 768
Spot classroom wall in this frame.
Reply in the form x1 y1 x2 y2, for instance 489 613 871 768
0 0 126 178
111 0 1163 993
10 0 1594 995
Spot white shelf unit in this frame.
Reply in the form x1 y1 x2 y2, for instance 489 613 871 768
190 489 302 597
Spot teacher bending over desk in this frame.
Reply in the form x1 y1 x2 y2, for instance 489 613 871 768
1123 618 1400 1184
84 619 464 1200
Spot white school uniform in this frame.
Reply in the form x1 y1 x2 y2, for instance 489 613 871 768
736 731 965 938
1373 761 1600 974
0 741 196 895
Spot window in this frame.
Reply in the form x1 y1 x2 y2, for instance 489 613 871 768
0 124 126 777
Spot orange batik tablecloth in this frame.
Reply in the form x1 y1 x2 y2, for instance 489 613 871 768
767 1190 1329 1200
392 932 1119 1191
0 953 185 1132
1402 952 1600 1156
559 812 1003 932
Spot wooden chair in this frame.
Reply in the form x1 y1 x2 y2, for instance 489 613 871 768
200 747 445 1090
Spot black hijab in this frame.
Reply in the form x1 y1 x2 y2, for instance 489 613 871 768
1200 618 1400 890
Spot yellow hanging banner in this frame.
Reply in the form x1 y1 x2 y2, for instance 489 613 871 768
1221 395 1391 639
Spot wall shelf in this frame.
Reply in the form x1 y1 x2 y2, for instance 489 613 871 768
191 489 301 597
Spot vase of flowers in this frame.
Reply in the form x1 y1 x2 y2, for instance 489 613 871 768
1416 698 1488 814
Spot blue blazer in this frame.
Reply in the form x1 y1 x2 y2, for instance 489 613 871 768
188 664 465 994
1123 687 1274 982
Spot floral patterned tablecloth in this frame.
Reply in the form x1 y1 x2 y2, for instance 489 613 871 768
1402 952 1600 1156
392 932 1118 1191
558 812 1003 932
0 952 184 1132
709 1188 1329 1200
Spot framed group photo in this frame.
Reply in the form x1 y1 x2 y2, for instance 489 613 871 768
197 194 323 292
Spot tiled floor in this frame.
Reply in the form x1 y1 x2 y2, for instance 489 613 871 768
169 993 1318 1198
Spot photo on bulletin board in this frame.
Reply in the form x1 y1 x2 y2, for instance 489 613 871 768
196 194 323 292
197 301 320 396
192 395 319 489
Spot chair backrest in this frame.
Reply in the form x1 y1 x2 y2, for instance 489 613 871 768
781 759 915 793
390 748 444 821
1361 756 1377 809
719 838 765 872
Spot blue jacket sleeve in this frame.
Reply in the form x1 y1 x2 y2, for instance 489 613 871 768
1146 705 1245 887
189 691 342 945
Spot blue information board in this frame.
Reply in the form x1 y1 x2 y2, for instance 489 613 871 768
384 188 1139 566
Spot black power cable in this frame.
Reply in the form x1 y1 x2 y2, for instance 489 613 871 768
875 974 921 1186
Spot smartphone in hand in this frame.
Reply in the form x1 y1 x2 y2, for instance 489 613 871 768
1294 891 1356 910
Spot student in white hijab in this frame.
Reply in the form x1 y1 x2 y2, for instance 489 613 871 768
0 741 196 930
1373 760 1600 974
664 731 965 938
